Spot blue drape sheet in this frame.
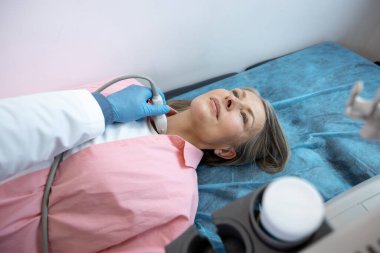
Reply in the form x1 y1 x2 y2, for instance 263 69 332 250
169 42 380 251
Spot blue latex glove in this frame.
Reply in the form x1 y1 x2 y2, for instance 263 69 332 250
92 85 169 124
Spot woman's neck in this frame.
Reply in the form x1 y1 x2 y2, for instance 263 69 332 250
166 110 203 149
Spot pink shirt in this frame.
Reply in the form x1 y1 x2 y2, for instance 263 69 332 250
0 134 203 252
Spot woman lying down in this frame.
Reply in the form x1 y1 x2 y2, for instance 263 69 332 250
0 80 289 253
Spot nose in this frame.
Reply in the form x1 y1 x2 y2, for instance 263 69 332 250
225 95 241 111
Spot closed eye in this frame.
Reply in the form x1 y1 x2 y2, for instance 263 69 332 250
241 112 248 124
233 90 248 125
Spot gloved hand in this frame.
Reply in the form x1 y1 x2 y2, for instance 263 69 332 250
92 85 170 124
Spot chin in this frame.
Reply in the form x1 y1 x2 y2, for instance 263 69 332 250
191 99 213 123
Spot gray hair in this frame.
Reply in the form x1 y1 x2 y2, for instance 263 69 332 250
167 88 290 173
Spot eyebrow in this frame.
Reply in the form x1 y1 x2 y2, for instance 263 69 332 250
241 89 255 128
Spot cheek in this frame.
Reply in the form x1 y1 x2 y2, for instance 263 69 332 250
220 117 244 136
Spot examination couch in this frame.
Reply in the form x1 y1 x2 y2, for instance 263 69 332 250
166 42 380 252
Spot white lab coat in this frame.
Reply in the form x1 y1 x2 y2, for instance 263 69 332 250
0 90 105 183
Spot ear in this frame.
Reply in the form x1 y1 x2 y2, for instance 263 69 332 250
214 148 237 160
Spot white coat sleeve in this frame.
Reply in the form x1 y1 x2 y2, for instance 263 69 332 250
0 90 105 182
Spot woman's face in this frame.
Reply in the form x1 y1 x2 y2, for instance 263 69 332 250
189 88 266 152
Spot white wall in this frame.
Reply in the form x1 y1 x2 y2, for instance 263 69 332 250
365 22 380 61
1 0 380 98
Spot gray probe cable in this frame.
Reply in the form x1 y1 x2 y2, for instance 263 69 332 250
96 75 160 95
41 75 163 253
42 153 63 253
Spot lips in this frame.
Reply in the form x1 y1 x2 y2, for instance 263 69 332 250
210 97 220 119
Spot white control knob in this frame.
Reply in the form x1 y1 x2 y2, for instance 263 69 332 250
260 177 325 242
